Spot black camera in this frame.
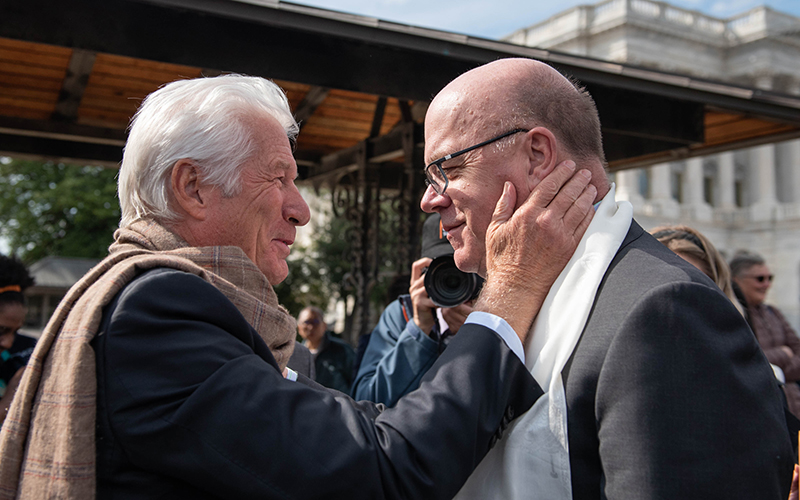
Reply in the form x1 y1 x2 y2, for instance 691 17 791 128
423 255 484 308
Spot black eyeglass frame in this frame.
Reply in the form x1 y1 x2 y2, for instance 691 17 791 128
650 229 705 251
424 128 529 195
745 274 774 283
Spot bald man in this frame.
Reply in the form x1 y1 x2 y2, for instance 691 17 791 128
421 58 793 499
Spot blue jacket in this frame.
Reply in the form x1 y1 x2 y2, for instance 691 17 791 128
351 295 440 406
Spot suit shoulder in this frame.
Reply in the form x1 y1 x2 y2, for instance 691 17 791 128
119 267 213 297
607 229 714 291
105 267 247 335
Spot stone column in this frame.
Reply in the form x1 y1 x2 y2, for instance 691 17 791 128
648 162 679 217
749 143 778 221
614 168 645 211
682 157 712 221
785 140 800 204
717 152 736 210
786 78 800 97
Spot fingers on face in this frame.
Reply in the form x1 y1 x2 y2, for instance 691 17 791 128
531 160 577 207
562 182 597 235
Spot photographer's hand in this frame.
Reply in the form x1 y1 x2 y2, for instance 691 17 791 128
410 257 436 335
475 161 595 342
441 301 473 336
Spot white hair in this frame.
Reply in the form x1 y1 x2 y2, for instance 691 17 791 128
118 74 299 227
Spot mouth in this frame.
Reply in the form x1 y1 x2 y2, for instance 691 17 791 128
441 220 464 234
273 238 294 256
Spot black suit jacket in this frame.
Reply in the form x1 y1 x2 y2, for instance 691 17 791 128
93 268 540 499
563 221 793 499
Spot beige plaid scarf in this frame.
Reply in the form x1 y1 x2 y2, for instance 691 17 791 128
0 219 296 499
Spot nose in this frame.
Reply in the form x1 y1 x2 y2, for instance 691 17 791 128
286 183 311 226
420 184 450 213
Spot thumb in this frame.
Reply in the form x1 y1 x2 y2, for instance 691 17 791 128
491 182 516 227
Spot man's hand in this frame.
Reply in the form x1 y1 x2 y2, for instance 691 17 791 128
410 257 437 335
441 301 473 335
475 161 596 341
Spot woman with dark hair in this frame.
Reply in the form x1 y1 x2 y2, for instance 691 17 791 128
730 251 800 420
0 255 36 424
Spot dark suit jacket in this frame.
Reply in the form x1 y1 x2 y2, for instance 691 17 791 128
92 268 540 499
563 221 793 499
287 341 315 379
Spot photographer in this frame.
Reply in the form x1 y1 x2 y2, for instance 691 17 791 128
351 213 481 406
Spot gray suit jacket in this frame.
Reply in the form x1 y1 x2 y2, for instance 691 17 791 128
563 221 793 499
287 341 316 379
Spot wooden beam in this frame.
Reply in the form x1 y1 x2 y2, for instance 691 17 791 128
0 132 122 166
307 122 423 181
294 86 330 129
0 116 126 146
52 49 96 122
398 100 413 123
369 97 387 138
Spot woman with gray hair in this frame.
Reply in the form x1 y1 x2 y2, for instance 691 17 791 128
731 251 800 419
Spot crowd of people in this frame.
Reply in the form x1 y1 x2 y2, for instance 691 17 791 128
0 57 797 499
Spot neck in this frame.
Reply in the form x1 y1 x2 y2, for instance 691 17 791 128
306 335 323 350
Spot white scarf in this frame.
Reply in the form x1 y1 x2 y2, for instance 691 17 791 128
455 185 632 500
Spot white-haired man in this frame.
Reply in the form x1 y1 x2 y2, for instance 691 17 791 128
421 58 794 499
0 74 595 499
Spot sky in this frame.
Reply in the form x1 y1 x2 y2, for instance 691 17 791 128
287 0 800 39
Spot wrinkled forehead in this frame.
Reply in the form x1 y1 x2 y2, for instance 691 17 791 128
298 309 322 322
424 87 499 161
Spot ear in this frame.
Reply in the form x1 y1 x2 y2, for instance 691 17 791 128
523 127 560 188
170 159 208 221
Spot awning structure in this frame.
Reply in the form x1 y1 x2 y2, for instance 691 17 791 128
3 0 800 335
2 0 799 174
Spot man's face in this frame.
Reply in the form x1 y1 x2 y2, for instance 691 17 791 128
203 114 310 285
0 302 25 352
420 104 529 277
297 309 325 343
734 263 773 307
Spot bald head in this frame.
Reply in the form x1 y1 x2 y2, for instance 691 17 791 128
427 58 607 180
421 58 610 276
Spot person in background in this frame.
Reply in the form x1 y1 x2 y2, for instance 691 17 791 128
297 306 355 393
286 340 315 380
0 255 36 426
350 272 412 382
650 225 744 315
352 213 475 406
731 251 800 420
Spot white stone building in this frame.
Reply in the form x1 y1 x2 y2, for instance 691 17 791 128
506 0 800 329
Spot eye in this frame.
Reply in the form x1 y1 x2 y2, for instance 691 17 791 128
440 159 463 177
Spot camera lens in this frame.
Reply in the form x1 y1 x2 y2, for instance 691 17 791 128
423 255 483 308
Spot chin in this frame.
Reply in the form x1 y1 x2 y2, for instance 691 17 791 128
453 251 479 274
262 262 289 285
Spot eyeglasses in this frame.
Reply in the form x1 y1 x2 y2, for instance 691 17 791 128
650 229 704 250
424 129 529 195
744 274 774 283
301 318 321 326
0 325 18 338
